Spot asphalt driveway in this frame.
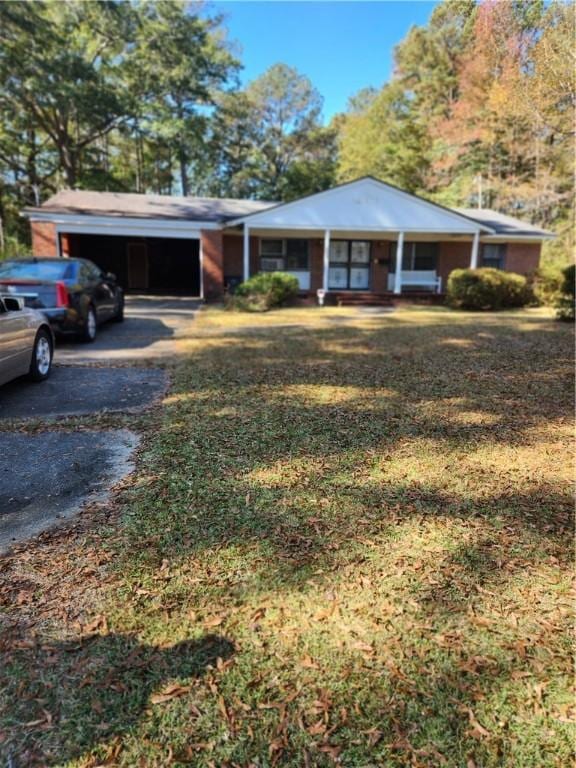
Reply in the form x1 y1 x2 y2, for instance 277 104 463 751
0 296 198 421
0 430 139 553
0 296 198 549
0 366 168 420
55 295 201 364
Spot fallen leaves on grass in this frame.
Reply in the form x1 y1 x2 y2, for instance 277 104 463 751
150 683 191 705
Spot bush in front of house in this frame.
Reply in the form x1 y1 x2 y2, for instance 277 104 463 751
446 267 532 311
229 272 300 311
532 266 565 306
555 263 575 321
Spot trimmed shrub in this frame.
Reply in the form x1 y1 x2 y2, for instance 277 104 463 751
229 272 300 312
555 264 575 321
446 268 532 311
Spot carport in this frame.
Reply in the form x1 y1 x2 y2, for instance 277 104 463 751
63 233 200 294
24 189 277 300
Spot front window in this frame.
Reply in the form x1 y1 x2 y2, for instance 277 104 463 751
481 244 506 269
260 239 309 272
391 242 438 272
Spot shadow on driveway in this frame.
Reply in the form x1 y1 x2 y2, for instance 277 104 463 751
55 295 201 364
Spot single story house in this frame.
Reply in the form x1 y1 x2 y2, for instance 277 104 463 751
23 176 553 301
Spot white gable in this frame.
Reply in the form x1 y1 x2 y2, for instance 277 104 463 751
231 178 491 234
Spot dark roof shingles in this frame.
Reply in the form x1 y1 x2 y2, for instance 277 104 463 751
456 208 553 237
32 190 277 222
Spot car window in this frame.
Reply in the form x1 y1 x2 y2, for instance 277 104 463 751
0 260 76 280
79 261 102 282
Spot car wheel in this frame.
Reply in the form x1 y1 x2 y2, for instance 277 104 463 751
81 305 97 343
28 328 53 381
112 293 124 322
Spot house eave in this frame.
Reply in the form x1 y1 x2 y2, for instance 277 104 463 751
481 233 555 242
22 210 221 232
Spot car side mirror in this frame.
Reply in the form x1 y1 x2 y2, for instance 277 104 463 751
3 296 23 312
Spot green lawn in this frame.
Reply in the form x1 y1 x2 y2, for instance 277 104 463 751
1 306 574 767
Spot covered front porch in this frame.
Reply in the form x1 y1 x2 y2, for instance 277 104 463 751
225 177 489 300
225 227 483 299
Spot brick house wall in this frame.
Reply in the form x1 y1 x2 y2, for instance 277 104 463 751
223 235 243 278
201 230 224 300
235 236 393 294
437 240 542 289
30 221 58 257
28 219 543 300
222 235 259 284
310 239 323 290
505 242 541 275
437 242 471 288
372 241 390 293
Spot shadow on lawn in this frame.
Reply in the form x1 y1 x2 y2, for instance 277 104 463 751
117 315 574 573
1 632 233 767
2 313 573 766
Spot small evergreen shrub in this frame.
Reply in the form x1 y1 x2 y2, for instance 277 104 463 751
555 264 575 321
446 268 532 311
229 272 300 312
532 266 564 306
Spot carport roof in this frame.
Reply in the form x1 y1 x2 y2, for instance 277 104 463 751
25 190 277 222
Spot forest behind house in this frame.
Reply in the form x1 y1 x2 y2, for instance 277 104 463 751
0 0 573 269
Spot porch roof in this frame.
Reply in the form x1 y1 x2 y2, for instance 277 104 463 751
227 177 494 235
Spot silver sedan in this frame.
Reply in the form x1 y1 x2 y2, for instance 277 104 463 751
0 295 54 386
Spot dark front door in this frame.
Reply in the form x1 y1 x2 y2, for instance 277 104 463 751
127 242 149 291
328 240 371 290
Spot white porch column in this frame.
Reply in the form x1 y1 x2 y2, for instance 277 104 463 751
470 230 480 269
243 224 250 282
393 232 404 295
322 229 331 291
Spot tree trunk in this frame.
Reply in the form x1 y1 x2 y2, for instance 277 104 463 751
59 140 77 188
179 142 189 196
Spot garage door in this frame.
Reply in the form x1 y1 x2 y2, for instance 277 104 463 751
65 233 201 295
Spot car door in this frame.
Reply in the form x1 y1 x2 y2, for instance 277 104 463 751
0 297 34 385
79 261 114 320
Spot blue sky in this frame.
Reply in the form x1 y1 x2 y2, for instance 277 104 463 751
209 1 438 122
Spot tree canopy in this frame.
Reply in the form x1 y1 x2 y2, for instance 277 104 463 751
337 0 574 265
0 0 573 265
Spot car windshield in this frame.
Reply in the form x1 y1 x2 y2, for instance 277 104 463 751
0 260 76 280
